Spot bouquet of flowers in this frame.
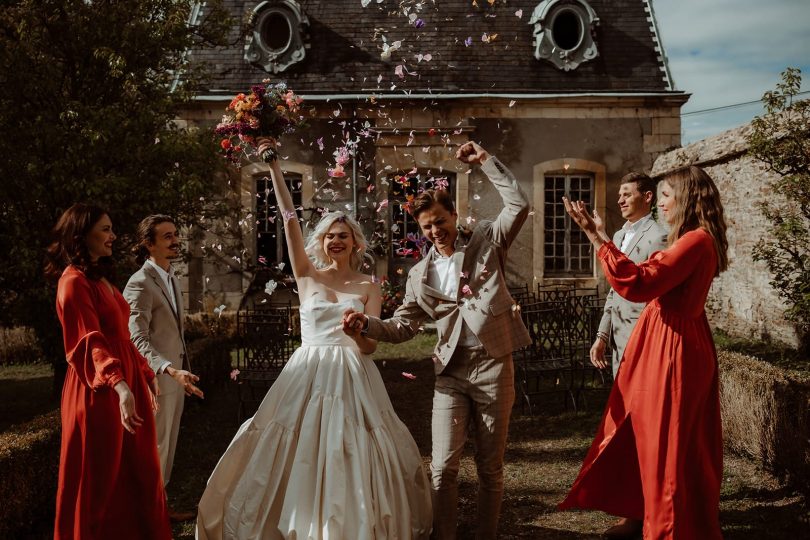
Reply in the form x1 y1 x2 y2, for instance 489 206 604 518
215 81 307 165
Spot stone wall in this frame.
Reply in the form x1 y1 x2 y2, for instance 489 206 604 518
651 124 798 347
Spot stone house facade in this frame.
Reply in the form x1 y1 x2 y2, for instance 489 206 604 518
178 0 687 310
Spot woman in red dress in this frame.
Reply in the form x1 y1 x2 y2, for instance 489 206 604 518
559 166 729 539
45 203 171 540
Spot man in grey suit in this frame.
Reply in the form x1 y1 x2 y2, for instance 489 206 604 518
590 173 667 538
124 214 203 522
343 141 531 540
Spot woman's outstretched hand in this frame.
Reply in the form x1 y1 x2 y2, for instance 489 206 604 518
562 197 608 244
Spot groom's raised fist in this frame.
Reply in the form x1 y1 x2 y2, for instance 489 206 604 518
455 141 490 165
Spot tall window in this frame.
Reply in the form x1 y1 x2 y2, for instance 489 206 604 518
544 174 594 276
256 172 303 271
388 172 455 275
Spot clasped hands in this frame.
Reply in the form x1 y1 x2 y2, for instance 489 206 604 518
341 309 367 338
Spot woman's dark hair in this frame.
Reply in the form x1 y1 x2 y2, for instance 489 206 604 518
44 203 116 282
133 214 175 265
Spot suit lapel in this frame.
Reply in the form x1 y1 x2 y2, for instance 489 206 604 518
420 249 455 301
144 263 181 327
170 273 184 333
624 219 654 255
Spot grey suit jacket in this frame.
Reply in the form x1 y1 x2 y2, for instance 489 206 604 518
124 261 188 394
365 156 532 373
598 216 668 372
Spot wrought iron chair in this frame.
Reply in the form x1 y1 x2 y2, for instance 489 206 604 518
514 300 577 414
234 302 298 421
565 289 612 410
508 283 536 306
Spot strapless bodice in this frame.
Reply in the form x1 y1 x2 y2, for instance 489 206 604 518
299 298 364 347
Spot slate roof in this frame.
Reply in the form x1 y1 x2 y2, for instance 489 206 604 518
191 0 676 97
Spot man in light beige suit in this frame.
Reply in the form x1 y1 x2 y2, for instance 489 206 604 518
589 173 667 539
124 214 203 522
344 141 531 540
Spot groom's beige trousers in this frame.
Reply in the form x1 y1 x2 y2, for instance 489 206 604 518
430 346 514 540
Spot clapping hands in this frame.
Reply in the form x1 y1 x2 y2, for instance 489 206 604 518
562 197 608 243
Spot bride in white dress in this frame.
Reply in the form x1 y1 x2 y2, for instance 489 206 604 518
196 139 432 540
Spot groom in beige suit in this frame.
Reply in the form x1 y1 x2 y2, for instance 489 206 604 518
124 214 203 522
344 141 531 539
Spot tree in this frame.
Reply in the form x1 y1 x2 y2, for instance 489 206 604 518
0 1 234 381
748 67 810 352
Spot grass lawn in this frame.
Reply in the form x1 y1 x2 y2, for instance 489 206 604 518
2 340 807 538
167 351 807 539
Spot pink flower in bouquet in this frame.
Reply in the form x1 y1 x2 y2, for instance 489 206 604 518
334 146 351 166
328 164 346 178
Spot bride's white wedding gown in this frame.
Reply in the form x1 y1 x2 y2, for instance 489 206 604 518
196 298 432 540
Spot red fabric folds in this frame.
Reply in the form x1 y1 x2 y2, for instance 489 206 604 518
559 229 723 540
54 266 170 540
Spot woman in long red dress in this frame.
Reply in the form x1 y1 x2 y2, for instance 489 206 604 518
558 166 729 539
45 203 171 540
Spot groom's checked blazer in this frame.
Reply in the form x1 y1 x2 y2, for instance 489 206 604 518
598 217 668 375
365 157 532 373
124 261 188 485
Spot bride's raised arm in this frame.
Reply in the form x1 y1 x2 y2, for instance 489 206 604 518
258 138 313 280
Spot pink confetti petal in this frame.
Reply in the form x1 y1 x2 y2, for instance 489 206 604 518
401 372 417 380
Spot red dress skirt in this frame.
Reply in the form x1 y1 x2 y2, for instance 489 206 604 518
54 266 170 540
559 229 723 539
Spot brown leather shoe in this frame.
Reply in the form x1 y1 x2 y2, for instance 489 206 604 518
168 507 197 523
603 517 642 539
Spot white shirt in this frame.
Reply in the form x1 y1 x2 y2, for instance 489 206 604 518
146 258 178 316
427 248 481 348
620 213 653 254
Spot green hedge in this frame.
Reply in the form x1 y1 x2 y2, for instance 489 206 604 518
719 350 810 497
0 326 44 366
0 410 60 538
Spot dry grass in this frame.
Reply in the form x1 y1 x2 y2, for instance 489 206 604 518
169 356 809 539
1 348 807 539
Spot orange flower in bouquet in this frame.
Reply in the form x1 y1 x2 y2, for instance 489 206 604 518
215 81 307 165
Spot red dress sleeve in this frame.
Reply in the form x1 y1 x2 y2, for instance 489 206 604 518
57 271 125 389
597 229 714 303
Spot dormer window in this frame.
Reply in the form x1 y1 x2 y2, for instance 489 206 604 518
530 0 599 71
244 0 309 74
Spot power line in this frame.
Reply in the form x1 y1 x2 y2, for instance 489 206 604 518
682 90 810 117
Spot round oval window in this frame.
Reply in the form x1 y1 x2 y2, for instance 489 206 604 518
551 9 582 51
260 11 292 52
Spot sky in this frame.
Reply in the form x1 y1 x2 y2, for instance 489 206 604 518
652 0 810 144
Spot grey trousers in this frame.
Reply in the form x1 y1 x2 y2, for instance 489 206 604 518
431 347 514 540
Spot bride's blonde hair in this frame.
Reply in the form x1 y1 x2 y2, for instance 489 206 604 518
304 211 369 271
